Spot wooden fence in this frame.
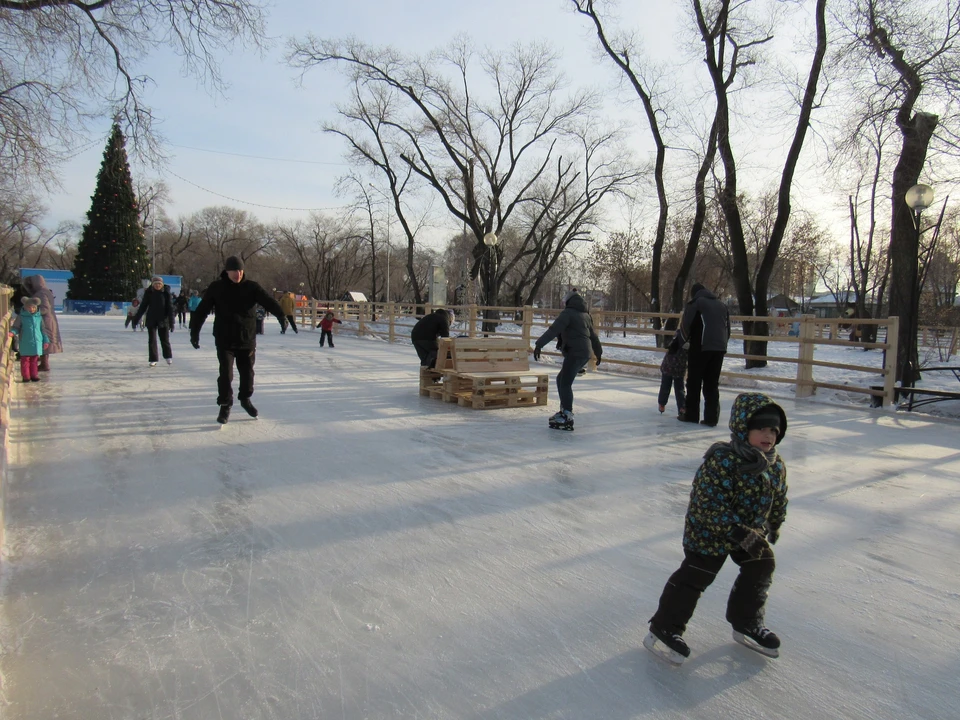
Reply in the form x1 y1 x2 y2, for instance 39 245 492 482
297 300 907 407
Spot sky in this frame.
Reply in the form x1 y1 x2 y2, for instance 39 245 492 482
1 314 958 718
41 0 843 243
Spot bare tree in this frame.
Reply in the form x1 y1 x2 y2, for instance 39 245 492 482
836 0 960 383
286 36 636 320
0 0 267 191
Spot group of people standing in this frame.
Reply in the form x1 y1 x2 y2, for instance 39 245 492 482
10 274 63 382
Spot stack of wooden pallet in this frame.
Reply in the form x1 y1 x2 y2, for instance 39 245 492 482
423 337 548 410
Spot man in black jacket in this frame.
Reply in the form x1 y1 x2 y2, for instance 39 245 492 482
132 276 176 367
533 290 603 430
190 256 287 424
676 283 730 426
411 308 453 368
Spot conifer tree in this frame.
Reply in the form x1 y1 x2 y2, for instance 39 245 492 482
68 123 151 301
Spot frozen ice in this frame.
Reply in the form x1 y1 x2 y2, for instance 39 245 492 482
0 315 957 719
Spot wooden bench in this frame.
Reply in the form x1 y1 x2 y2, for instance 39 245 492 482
420 337 548 410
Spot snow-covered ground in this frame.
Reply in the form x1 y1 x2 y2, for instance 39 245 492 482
0 315 957 719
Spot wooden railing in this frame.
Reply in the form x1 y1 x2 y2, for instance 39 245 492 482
0 284 16 552
297 300 907 407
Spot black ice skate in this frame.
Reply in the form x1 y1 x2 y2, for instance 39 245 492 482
732 625 780 658
240 399 259 418
217 405 231 424
548 409 574 431
643 624 690 666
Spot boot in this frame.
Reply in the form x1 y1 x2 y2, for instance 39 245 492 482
217 405 231 424
240 399 258 418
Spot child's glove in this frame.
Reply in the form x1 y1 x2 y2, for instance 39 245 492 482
533 345 542 361
765 523 780 545
594 354 601 367
730 525 769 559
42 343 49 350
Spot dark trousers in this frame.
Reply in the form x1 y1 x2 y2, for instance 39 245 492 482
685 351 725 424
216 348 256 406
177 310 187 327
414 341 437 368
320 329 334 347
256 318 264 335
658 373 686 413
556 354 590 412
651 547 775 635
284 315 298 333
147 325 172 363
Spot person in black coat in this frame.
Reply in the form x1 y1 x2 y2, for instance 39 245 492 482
132 276 176 366
532 290 603 428
411 308 453 368
676 283 731 426
189 256 286 424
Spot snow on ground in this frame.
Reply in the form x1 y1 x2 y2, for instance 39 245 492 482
0 315 958 719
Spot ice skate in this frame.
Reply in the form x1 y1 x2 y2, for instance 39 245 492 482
166 358 173 365
217 405 231 425
240 399 259 418
149 361 157 367
548 409 574 431
643 624 690 666
732 625 780 658
658 404 666 414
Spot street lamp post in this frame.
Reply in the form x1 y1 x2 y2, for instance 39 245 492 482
904 183 935 387
482 232 500 335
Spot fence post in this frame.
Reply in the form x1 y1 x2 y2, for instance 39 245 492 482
468 304 478 338
883 316 899 405
358 302 366 334
795 315 816 398
522 306 533 344
388 302 395 343
311 299 319 329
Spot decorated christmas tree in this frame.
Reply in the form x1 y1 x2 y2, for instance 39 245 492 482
68 122 151 301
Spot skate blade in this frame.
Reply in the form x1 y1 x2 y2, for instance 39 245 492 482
732 631 779 658
642 632 685 666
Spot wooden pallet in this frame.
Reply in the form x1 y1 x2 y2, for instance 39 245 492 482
418 366 444 397
447 372 549 409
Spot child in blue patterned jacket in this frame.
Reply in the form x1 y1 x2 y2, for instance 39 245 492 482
644 392 788 665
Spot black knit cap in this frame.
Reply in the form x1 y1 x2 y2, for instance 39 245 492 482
748 406 781 433
224 255 244 271
690 283 705 298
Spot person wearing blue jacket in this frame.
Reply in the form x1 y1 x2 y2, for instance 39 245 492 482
11 297 49 382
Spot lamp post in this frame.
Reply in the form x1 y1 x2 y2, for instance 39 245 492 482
904 183 935 387
483 232 499 334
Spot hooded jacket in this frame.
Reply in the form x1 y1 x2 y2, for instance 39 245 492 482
534 293 603 360
190 271 286 350
680 286 730 354
21 275 62 354
279 293 297 316
683 392 788 557
11 308 48 357
132 284 175 330
410 309 451 348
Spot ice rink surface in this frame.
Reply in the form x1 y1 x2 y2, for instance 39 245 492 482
1 316 957 719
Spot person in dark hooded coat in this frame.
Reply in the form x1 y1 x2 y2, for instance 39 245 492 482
411 308 453 368
132 276 176 366
533 290 603 428
21 274 62 371
190 256 286 424
676 283 730 426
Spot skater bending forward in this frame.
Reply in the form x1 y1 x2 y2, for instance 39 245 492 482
533 290 602 430
190 256 287 424
646 392 788 664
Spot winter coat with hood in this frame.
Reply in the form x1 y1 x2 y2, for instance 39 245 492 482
410 309 451 348
534 293 603 360
680 286 730 354
11 307 49 357
132 284 175 330
21 275 62 354
683 392 788 557
190 271 286 350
